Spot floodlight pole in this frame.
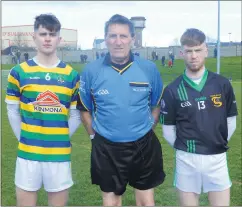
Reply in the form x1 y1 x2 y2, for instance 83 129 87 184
216 0 221 74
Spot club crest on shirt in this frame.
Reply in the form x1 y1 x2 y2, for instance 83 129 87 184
29 90 65 113
210 94 222 107
57 76 65 84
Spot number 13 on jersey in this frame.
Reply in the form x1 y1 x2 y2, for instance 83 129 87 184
198 101 206 110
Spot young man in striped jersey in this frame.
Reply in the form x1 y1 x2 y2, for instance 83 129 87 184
5 14 81 206
160 28 238 206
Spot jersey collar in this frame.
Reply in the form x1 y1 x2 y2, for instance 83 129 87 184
32 56 61 68
183 68 208 92
103 52 134 75
103 52 134 65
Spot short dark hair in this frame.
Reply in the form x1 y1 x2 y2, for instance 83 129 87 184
34 14 61 32
180 28 206 47
104 14 135 37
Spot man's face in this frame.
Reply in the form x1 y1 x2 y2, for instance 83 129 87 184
180 43 208 72
105 24 134 64
33 25 61 55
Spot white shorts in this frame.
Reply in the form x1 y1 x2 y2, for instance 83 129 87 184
174 150 232 194
15 157 73 192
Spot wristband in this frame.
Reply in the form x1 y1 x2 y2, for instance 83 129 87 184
90 134 95 139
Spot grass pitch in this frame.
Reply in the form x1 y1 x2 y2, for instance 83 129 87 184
1 56 241 205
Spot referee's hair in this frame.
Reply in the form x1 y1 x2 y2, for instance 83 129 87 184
104 14 135 38
180 28 206 47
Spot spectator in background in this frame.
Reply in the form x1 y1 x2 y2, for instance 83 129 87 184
168 59 173 68
134 51 140 56
152 50 156 61
80 54 84 64
24 52 29 61
16 50 21 64
11 50 17 64
168 50 172 59
214 47 217 58
155 52 158 61
161 55 165 66
84 54 88 63
96 51 100 59
101 52 105 58
171 54 175 65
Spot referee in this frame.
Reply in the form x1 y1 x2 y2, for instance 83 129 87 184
78 14 165 206
160 28 238 206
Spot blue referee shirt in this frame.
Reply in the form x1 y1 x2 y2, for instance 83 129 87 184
79 54 163 142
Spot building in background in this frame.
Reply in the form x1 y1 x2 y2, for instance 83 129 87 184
130 16 146 48
1 25 78 50
92 16 146 50
93 38 107 49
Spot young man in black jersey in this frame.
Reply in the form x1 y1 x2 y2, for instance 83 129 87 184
160 28 238 206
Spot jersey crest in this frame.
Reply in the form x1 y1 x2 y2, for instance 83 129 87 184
210 94 223 107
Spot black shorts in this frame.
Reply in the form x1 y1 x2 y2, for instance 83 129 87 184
91 130 166 195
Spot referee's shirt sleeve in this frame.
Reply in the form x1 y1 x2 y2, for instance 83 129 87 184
225 80 238 117
78 68 92 112
151 64 163 107
160 87 176 125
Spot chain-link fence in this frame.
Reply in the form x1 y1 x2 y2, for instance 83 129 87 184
2 45 241 64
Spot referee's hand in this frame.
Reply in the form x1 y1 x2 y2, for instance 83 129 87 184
90 134 95 139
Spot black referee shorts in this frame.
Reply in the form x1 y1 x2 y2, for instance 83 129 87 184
91 130 166 195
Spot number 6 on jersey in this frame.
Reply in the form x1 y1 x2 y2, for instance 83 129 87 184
45 73 51 81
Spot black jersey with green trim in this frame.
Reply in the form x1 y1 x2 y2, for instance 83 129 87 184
160 70 238 155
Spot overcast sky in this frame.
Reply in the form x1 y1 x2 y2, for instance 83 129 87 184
2 1 241 49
